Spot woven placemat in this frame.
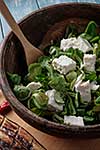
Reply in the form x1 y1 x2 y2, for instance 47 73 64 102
0 114 46 150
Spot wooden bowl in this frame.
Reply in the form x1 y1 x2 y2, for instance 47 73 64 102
1 3 100 138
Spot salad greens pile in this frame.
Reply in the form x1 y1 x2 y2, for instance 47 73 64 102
8 21 100 126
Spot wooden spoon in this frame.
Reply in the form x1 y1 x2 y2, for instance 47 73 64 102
0 0 43 65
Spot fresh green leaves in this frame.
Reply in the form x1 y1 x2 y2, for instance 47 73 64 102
8 20 100 126
54 91 64 104
83 71 97 82
95 96 100 105
66 71 77 83
64 48 83 66
93 96 100 112
27 63 42 82
31 92 48 109
64 24 78 38
52 114 64 124
81 21 97 42
85 21 97 38
27 91 48 116
7 72 21 85
49 74 68 95
14 85 31 101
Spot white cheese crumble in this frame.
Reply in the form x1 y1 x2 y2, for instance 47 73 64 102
60 36 92 53
26 82 42 91
52 55 76 75
60 37 78 51
77 36 93 53
64 116 84 126
90 81 100 91
45 89 63 111
83 54 96 71
75 80 91 102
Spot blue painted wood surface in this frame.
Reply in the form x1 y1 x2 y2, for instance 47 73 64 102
0 22 3 41
0 0 100 42
0 0 38 41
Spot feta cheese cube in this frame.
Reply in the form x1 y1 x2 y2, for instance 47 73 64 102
52 55 76 75
83 54 96 71
26 82 42 91
60 37 78 51
75 80 91 102
45 89 63 111
64 116 84 126
77 36 93 53
60 36 92 53
90 81 99 91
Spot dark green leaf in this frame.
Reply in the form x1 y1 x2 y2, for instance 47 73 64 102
67 95 76 115
66 71 77 83
52 114 64 124
49 74 68 95
32 92 48 109
54 91 64 104
85 21 97 38
28 63 42 80
95 96 100 105
13 85 31 101
7 72 21 85
76 108 85 116
90 36 100 43
83 71 97 81
83 116 95 124
64 24 78 38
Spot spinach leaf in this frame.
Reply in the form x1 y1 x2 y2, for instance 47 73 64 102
32 92 48 109
52 114 64 124
54 91 64 104
38 55 54 78
85 21 97 38
95 96 100 105
13 85 31 101
66 71 77 83
67 95 76 115
83 71 97 82
49 74 69 96
83 116 95 124
80 21 97 42
83 110 96 124
64 24 78 38
26 63 42 82
7 72 21 85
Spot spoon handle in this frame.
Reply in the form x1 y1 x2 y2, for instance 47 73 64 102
0 0 43 65
0 0 34 49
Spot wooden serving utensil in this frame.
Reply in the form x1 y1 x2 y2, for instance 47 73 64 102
0 0 43 65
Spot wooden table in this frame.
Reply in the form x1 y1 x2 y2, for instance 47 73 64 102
0 90 100 150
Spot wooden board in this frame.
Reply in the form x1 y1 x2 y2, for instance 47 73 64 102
0 90 100 150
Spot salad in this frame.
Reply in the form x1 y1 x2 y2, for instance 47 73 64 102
8 21 100 126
